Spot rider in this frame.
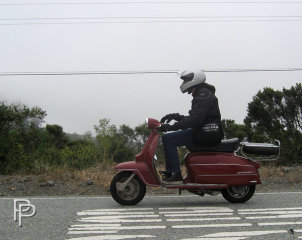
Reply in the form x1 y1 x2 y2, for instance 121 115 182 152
159 68 224 183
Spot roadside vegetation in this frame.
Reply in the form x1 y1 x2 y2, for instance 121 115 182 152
0 83 301 176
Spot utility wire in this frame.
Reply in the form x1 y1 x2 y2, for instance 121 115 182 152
1 16 302 21
206 68 302 72
1 68 302 76
1 1 302 5
0 70 178 76
2 19 302 26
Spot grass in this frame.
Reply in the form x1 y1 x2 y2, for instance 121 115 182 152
11 163 116 187
259 164 302 184
8 163 302 189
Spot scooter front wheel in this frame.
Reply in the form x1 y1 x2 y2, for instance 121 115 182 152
110 171 146 205
221 185 256 203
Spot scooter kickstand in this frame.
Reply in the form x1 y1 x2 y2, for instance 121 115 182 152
116 173 136 192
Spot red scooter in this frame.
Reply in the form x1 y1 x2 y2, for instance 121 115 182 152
110 118 280 205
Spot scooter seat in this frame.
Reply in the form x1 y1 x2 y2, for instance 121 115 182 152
187 138 239 153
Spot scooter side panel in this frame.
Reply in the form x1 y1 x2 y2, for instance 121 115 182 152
115 161 160 186
186 152 261 186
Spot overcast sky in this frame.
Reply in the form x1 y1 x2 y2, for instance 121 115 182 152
0 1 301 135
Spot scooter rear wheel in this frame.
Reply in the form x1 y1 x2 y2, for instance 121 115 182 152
221 185 256 203
110 171 146 205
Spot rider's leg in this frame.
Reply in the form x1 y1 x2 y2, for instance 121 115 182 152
162 129 194 181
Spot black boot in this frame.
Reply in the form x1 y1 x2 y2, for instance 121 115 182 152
159 170 172 181
162 172 183 184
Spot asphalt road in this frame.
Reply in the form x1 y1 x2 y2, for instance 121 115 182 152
1 192 302 240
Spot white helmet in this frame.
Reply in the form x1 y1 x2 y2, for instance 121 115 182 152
178 69 206 93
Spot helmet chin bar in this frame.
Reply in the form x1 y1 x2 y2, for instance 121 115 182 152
180 84 194 94
179 69 206 93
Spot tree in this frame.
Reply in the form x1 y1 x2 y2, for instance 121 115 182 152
94 118 116 162
94 119 135 163
0 101 47 173
134 123 151 150
221 119 248 141
46 124 68 148
244 83 302 164
118 124 136 149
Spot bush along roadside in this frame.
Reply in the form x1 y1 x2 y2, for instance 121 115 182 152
0 83 301 174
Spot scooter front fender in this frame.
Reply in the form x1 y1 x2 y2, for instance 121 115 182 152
115 161 160 186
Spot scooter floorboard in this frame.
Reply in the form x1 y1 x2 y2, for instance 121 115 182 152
161 182 228 189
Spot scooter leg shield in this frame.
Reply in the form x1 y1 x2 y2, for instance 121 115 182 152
115 161 160 186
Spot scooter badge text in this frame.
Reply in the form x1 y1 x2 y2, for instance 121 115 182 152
14 199 36 227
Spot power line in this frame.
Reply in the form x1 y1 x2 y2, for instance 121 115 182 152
0 70 178 76
206 68 302 72
1 16 302 21
1 1 302 5
1 68 302 76
1 19 302 26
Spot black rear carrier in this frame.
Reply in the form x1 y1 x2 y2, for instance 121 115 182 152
187 138 280 161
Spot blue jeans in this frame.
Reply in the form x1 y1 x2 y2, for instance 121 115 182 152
162 129 195 173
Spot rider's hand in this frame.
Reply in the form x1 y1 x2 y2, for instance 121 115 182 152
160 113 183 123
158 124 172 132
160 114 173 123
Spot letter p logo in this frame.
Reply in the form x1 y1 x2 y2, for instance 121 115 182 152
14 199 36 227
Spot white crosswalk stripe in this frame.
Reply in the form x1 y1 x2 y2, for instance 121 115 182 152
66 206 302 239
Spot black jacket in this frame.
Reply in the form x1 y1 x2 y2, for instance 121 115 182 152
171 83 224 145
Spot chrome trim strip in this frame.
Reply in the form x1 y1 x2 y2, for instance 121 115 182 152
197 174 258 177
191 164 254 167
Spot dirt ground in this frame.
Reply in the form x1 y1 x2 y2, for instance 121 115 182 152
1 165 302 197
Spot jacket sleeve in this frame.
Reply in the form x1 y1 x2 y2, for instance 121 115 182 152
171 88 214 131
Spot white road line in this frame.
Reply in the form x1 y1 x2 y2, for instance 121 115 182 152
165 213 234 217
258 221 302 226
77 219 162 223
67 230 118 234
159 210 234 214
239 210 302 215
181 238 246 240
167 217 241 222
82 208 154 212
238 207 302 212
246 214 302 219
67 234 156 239
78 215 160 220
2 192 302 200
193 230 287 238
172 223 252 229
77 211 154 216
159 207 232 210
255 192 302 195
71 224 121 227
68 226 166 231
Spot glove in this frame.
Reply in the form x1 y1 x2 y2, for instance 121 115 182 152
158 124 172 132
160 113 184 123
160 114 173 123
